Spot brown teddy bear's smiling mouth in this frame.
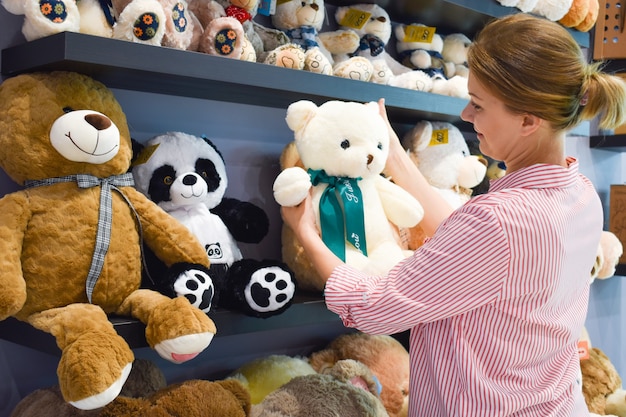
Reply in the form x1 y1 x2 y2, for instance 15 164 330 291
65 131 119 157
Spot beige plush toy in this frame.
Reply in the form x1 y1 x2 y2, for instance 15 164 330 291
0 71 217 410
1 0 115 40
273 100 423 291
581 347 626 416
309 332 410 417
269 0 373 79
250 359 389 417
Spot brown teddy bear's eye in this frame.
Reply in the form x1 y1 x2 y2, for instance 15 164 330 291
62 106 74 113
341 139 350 149
163 176 173 185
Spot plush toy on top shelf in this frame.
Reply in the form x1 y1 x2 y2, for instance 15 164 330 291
273 100 423 292
268 0 373 80
0 71 217 410
330 3 428 87
1 0 116 41
495 0 599 32
309 332 410 417
112 0 203 51
211 0 292 63
250 359 389 417
132 131 297 318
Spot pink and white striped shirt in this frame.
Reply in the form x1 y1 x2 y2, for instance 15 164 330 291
325 158 602 417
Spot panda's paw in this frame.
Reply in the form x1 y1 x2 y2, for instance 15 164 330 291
172 267 215 314
245 265 297 316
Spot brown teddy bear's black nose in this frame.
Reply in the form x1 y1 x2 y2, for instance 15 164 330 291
84 113 111 131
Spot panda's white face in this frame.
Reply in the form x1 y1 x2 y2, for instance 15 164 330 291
132 132 228 212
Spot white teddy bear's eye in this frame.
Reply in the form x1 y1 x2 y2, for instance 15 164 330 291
341 139 350 149
377 142 383 150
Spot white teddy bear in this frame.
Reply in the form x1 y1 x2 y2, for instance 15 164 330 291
273 100 424 277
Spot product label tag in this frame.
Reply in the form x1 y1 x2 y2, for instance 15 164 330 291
339 8 372 30
258 0 277 16
403 25 436 43
132 143 160 166
276 0 291 5
429 129 449 146
578 340 590 360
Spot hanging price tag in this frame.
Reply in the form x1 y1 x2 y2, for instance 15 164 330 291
132 143 160 166
403 25 436 43
429 129 449 146
338 8 372 30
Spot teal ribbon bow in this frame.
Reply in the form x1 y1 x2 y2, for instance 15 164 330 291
25 173 139 303
308 169 367 262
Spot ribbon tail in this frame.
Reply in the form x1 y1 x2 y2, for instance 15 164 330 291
319 188 347 262
339 180 368 257
85 184 112 302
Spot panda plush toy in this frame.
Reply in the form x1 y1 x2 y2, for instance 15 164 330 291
132 131 297 319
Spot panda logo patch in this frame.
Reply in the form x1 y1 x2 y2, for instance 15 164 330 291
205 242 223 260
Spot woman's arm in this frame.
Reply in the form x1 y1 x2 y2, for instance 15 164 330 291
379 99 454 236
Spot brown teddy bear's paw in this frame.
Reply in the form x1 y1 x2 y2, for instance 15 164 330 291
58 331 134 410
145 296 217 364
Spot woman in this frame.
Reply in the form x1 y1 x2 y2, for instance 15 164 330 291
281 13 626 417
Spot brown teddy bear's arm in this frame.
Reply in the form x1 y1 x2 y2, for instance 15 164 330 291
123 187 209 268
0 191 30 320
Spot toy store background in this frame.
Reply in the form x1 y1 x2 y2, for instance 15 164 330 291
0 2 624 416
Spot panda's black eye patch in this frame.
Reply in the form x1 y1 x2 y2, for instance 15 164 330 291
63 107 74 113
148 164 176 205
196 158 220 192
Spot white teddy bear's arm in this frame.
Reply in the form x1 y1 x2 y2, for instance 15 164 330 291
375 175 424 228
273 166 312 207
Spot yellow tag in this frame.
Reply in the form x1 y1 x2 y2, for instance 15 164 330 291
403 25 436 43
578 340 590 360
132 143 160 166
339 8 372 30
429 129 448 146
276 0 291 4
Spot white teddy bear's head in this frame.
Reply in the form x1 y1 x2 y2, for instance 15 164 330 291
402 120 486 207
271 0 326 31
285 100 389 180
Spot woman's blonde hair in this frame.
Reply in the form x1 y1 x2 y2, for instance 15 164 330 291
467 13 626 131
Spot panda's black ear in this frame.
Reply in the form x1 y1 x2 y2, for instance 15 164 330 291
200 134 224 162
131 138 145 167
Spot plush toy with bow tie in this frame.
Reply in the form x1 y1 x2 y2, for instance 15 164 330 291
273 100 423 291
0 71 217 410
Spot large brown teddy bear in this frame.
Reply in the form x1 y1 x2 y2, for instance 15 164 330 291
0 71 218 410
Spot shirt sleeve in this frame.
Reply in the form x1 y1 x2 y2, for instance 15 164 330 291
324 201 511 335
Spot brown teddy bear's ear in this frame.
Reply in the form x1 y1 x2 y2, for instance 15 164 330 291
308 349 341 374
218 379 251 414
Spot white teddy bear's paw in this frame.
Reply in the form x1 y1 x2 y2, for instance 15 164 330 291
273 167 312 207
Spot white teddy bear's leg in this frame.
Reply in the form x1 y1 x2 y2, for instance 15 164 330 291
333 57 373 81
303 47 333 75
199 16 245 59
4 0 81 41
264 43 306 70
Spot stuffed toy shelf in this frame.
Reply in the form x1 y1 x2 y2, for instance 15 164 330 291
0 292 337 356
1 31 470 125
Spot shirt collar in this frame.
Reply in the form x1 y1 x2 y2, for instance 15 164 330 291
489 157 579 192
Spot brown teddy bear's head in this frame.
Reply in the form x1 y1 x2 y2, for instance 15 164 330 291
0 71 132 185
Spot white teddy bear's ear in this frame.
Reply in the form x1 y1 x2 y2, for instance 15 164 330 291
285 100 319 133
